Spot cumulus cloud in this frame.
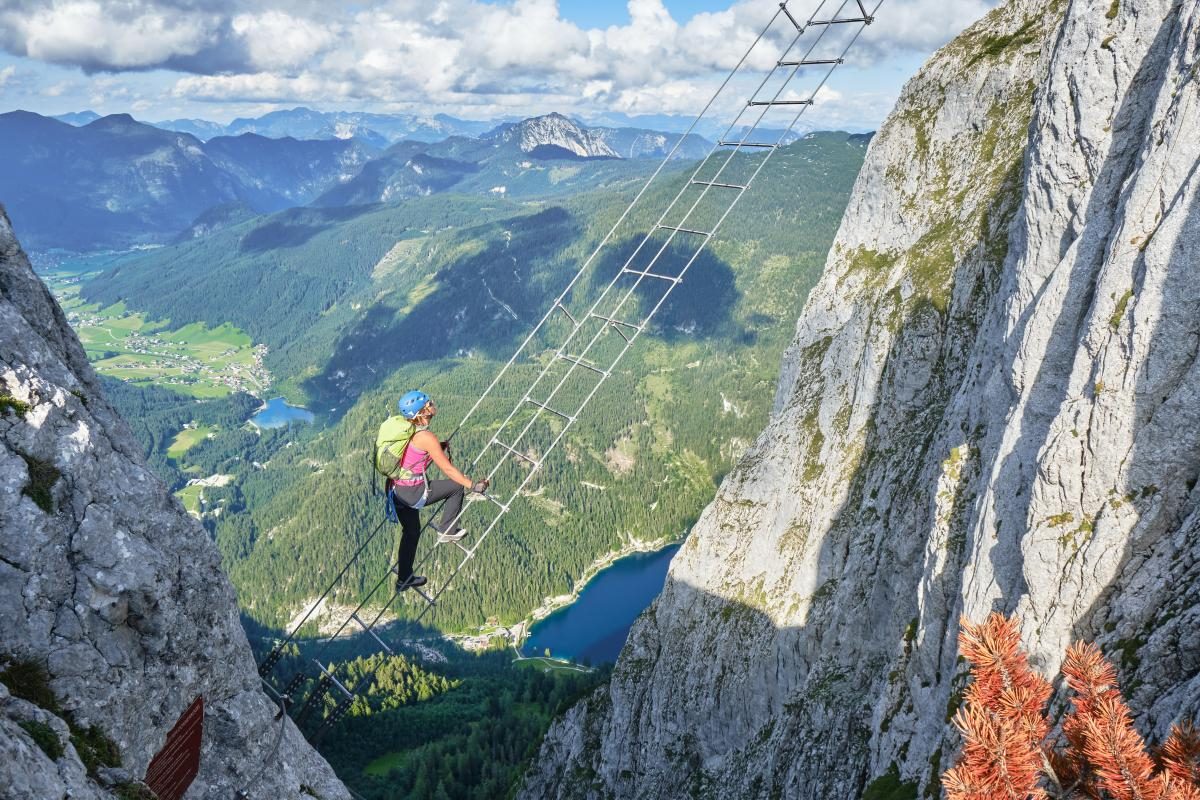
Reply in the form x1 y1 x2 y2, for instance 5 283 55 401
0 65 14 89
0 0 226 72
0 0 998 120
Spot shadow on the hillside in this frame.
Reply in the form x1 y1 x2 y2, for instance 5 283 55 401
303 206 583 406
302 209 745 410
588 234 742 340
239 205 374 253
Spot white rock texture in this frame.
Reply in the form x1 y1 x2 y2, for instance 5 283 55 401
491 113 621 158
0 207 349 798
520 0 1200 797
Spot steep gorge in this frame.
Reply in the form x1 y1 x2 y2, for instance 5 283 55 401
1 208 346 798
521 0 1200 797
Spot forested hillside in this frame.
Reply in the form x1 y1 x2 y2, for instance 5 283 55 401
88 133 868 633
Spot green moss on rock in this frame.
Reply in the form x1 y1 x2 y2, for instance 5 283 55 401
19 719 64 760
862 763 918 800
1 394 31 417
1110 288 1134 330
20 453 61 513
0 660 62 715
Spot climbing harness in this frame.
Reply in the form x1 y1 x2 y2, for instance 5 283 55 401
253 0 884 753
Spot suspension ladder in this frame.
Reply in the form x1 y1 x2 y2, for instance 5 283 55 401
254 0 882 741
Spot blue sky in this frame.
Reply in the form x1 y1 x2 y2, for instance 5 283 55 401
556 0 736 27
0 1 998 129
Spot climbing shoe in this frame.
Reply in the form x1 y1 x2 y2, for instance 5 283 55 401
395 573 428 590
436 526 468 544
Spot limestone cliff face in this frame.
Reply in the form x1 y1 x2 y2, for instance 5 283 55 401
0 208 348 798
520 0 1200 797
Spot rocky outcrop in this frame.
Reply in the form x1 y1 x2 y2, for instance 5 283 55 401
487 113 621 158
0 207 348 798
520 0 1200 797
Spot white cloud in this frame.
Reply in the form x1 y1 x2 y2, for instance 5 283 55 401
230 10 337 72
0 65 14 89
0 0 999 123
0 1 221 71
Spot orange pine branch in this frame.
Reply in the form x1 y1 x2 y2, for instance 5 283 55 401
1161 722 1200 786
943 614 1051 800
1078 693 1156 800
942 616 1200 800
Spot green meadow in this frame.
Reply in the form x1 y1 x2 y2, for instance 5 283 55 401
44 273 268 399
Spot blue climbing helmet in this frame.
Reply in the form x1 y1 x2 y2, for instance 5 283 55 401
398 390 430 420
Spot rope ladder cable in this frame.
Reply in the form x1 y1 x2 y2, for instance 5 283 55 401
296 0 883 738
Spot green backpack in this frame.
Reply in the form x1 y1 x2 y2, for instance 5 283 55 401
374 415 419 481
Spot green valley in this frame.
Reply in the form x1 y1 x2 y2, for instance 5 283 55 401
25 123 869 800
46 272 268 397
74 133 869 638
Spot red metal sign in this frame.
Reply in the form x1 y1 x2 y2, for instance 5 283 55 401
144 696 204 800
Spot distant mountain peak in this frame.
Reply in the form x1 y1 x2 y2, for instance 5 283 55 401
486 113 620 159
86 113 140 130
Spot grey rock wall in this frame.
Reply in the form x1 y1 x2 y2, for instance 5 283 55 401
0 206 348 799
520 0 1200 797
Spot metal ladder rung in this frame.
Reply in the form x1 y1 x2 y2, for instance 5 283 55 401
556 353 609 376
589 313 643 331
589 312 642 343
623 268 682 284
657 224 713 236
748 100 813 107
691 180 746 190
778 58 843 67
524 396 574 421
717 140 777 148
554 303 579 327
492 438 540 467
780 3 804 30
481 492 510 513
809 16 873 25
350 612 393 655
313 660 355 701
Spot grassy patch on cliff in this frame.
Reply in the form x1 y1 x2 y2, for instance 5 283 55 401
863 764 918 800
1 394 31 417
0 659 122 777
19 453 61 513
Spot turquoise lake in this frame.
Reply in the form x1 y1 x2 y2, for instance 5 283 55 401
523 543 681 664
251 397 315 429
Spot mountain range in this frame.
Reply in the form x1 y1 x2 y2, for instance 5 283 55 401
154 107 497 147
7 110 715 251
0 110 378 250
51 105 803 148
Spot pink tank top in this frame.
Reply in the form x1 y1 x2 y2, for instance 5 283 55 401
393 440 430 487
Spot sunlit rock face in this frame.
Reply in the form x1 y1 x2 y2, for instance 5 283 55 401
0 206 349 798
520 0 1200 797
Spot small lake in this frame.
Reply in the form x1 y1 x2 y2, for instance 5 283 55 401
251 397 315 429
523 543 681 665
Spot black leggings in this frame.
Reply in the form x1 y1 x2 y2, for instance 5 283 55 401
391 479 465 580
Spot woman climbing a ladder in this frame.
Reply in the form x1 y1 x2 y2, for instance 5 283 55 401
377 390 490 590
